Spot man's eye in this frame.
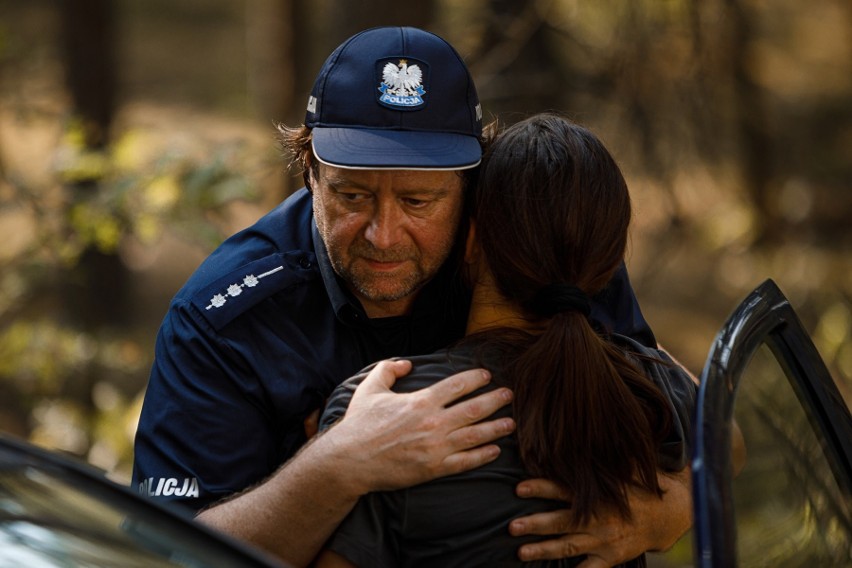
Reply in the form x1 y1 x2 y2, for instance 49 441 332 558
340 192 368 203
403 197 429 208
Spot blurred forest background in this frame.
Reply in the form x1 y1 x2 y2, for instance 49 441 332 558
1 0 850 495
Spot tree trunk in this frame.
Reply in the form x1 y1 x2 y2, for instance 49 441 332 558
726 0 777 245
59 0 129 330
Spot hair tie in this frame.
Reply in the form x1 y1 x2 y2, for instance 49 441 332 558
530 284 591 318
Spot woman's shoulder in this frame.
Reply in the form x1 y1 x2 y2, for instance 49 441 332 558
318 344 495 431
397 345 488 392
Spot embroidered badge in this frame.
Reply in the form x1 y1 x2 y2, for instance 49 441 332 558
205 266 284 310
378 59 426 108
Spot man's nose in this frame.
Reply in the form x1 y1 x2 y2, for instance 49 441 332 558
364 201 403 249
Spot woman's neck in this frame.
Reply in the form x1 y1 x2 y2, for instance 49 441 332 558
465 273 536 336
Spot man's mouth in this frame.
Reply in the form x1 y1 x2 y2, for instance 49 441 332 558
362 258 407 272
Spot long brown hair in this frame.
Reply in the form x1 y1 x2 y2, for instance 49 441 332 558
471 114 672 524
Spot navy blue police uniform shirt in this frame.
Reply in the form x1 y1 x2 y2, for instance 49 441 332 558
131 188 657 512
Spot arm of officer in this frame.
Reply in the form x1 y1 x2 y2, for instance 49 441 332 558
196 360 515 568
509 469 693 566
506 439 745 566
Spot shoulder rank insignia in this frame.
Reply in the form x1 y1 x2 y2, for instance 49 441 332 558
192 252 316 330
205 266 284 311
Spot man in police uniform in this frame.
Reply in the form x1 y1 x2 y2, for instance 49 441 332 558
133 27 692 567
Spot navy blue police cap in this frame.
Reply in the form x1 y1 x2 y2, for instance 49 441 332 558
306 26 483 170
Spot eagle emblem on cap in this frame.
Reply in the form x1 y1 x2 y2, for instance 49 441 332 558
378 59 426 108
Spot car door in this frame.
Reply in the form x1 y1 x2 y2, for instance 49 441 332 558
691 279 852 567
0 434 288 568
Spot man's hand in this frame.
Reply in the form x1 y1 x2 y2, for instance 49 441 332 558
197 360 514 567
326 359 516 494
509 469 693 567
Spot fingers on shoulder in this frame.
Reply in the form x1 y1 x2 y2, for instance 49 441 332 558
425 369 514 422
359 359 413 391
436 443 501 477
517 533 597 563
516 478 573 502
424 368 491 402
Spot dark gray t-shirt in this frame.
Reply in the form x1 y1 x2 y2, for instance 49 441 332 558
319 335 696 568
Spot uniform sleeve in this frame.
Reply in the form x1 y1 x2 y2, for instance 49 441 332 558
647 352 697 472
615 335 697 472
591 263 657 348
132 300 298 513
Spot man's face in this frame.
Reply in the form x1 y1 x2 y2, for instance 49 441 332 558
311 163 464 318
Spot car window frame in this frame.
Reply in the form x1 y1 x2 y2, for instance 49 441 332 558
691 278 852 567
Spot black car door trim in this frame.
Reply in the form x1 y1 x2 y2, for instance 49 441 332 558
691 278 852 567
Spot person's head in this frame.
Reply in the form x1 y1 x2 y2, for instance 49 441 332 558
468 113 673 524
470 113 630 306
279 26 489 317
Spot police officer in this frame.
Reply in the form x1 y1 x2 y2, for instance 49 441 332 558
133 27 692 567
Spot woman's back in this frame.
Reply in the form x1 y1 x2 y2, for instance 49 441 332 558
320 337 695 567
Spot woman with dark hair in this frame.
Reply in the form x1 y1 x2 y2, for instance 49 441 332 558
314 113 697 567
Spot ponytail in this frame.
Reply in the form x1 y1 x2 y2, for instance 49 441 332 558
508 311 672 524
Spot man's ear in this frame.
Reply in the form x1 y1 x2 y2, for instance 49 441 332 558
304 159 315 192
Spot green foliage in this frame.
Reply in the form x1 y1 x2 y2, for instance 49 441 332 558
0 115 263 479
0 319 146 468
54 118 259 259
